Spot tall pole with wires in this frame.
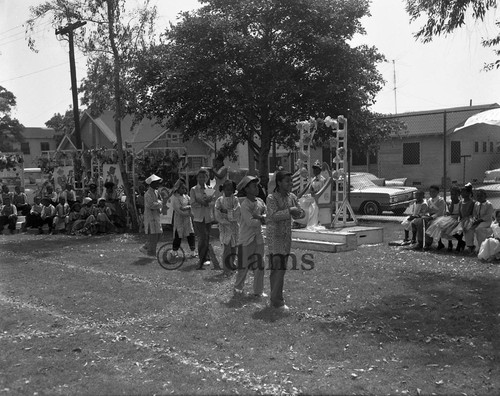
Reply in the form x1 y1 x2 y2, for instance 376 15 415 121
55 21 86 150
392 59 398 114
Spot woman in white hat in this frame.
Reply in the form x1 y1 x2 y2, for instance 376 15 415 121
139 174 163 256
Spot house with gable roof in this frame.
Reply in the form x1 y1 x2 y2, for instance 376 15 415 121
350 103 500 188
57 110 215 173
16 127 60 167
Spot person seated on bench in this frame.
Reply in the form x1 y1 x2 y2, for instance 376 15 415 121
426 185 461 251
0 196 18 234
39 197 56 234
401 190 427 245
13 185 30 216
464 189 494 254
477 209 500 262
412 185 446 250
24 196 43 231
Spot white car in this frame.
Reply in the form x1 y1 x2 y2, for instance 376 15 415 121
483 168 500 184
348 173 417 215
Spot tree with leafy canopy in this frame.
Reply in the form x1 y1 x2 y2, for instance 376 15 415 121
0 86 24 153
45 108 78 147
27 0 158 231
131 0 402 181
406 0 500 70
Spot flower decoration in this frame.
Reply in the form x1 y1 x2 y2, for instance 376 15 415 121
324 116 338 129
0 154 23 172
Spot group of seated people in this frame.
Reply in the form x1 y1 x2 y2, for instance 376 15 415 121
0 181 125 235
401 183 498 259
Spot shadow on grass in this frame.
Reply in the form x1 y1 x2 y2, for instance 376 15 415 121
312 270 499 362
221 294 262 309
131 257 155 266
178 262 204 272
203 272 231 283
251 306 289 323
0 232 147 254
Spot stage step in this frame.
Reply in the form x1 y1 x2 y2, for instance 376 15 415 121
292 238 349 253
290 225 384 253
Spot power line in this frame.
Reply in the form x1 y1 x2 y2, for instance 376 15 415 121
0 56 86 83
0 19 52 37
0 27 55 47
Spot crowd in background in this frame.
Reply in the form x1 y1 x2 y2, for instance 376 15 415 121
0 179 126 235
401 183 500 261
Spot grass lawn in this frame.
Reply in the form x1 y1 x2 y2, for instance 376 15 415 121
0 222 498 395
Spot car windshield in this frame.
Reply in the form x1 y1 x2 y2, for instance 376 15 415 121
350 174 377 190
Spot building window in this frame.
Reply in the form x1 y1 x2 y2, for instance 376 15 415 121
40 142 50 151
352 150 377 166
475 142 479 153
21 142 30 155
352 151 367 166
490 142 494 152
403 142 420 165
187 156 206 169
483 142 487 152
450 141 461 164
171 133 180 143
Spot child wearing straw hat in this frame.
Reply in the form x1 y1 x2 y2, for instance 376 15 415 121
234 175 266 297
139 174 163 257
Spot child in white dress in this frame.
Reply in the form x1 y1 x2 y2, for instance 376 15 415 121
478 210 500 262
215 180 241 276
172 180 196 258
401 190 427 245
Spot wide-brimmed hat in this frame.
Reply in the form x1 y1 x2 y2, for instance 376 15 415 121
83 197 93 205
236 175 259 192
97 197 106 203
146 174 162 185
312 160 321 169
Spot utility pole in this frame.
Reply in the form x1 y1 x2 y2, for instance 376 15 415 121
392 60 397 114
461 154 472 184
55 21 86 150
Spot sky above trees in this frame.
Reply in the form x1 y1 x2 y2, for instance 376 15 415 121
0 0 498 127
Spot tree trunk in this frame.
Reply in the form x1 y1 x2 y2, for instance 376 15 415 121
258 117 272 189
106 0 139 232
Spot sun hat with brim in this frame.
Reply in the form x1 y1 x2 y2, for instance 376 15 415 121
97 198 106 203
83 197 93 205
146 174 162 185
236 175 259 192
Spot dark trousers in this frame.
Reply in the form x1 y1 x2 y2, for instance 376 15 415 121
222 244 237 274
173 231 195 251
413 217 433 246
41 217 54 231
193 221 211 264
270 254 288 308
26 213 43 228
0 215 17 231
16 204 31 216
